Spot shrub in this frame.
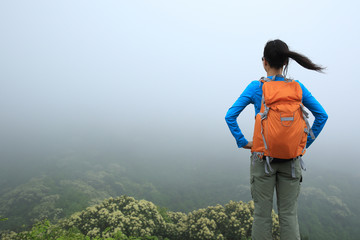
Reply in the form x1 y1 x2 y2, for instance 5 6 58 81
2 196 280 240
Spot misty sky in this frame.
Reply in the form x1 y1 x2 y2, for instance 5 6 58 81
1 1 359 172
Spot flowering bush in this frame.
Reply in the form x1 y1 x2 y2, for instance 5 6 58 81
2 195 280 240
165 200 279 240
62 196 167 239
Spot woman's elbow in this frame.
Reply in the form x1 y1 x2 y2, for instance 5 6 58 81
323 112 329 122
225 114 231 123
319 112 328 125
225 112 236 125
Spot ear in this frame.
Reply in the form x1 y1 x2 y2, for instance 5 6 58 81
262 59 268 69
263 59 269 66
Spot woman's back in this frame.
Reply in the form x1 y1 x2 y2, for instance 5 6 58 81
225 39 328 240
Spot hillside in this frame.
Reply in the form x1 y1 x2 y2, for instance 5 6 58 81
1 155 359 239
1 195 279 240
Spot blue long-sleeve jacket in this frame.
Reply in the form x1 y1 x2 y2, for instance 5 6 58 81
225 75 328 149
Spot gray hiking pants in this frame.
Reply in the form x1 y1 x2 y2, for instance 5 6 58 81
250 154 302 240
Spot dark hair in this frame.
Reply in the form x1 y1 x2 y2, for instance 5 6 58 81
263 39 325 73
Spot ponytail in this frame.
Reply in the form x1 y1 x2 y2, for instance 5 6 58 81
263 39 325 73
286 50 325 72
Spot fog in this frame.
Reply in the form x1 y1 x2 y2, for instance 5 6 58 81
1 0 359 180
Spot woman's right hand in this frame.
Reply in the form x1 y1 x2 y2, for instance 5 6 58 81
243 141 253 149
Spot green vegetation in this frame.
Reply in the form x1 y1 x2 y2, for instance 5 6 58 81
2 195 277 240
1 154 359 239
2 219 162 240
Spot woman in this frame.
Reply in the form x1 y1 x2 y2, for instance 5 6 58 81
225 39 328 240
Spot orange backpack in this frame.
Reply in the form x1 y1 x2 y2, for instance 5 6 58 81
251 76 315 170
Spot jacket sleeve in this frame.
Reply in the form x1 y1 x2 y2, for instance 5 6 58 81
225 82 255 148
297 81 328 148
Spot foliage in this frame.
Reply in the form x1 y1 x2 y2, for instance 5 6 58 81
1 219 161 240
1 195 280 240
62 196 167 238
1 155 360 239
298 182 356 240
0 156 253 234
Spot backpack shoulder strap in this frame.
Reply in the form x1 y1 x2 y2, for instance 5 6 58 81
300 104 316 140
258 76 272 87
259 76 272 82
